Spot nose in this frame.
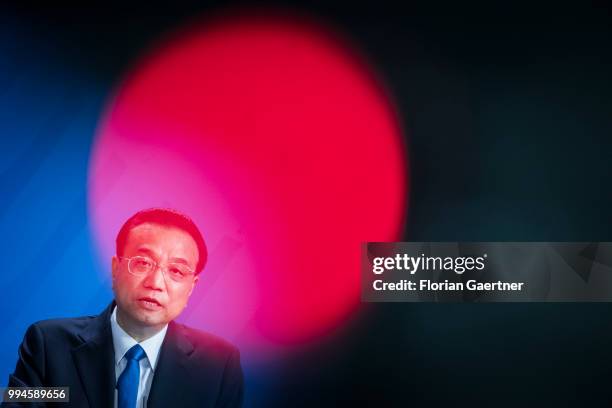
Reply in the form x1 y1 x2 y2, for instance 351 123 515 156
142 264 165 291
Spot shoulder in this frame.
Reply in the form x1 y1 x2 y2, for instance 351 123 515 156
173 322 239 356
24 314 99 346
162 323 244 405
30 313 97 333
175 323 238 352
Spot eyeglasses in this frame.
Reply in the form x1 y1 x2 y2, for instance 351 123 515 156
120 256 195 283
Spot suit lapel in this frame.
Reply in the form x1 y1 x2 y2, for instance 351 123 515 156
71 302 116 408
146 321 194 408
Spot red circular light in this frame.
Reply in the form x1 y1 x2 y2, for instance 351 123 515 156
89 12 408 353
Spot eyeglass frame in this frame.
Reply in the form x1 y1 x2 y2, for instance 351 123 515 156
118 255 197 283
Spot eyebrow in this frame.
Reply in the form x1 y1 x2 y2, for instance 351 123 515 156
135 247 191 266
135 247 159 258
168 257 189 266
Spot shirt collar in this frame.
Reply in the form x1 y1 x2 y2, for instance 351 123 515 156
110 305 168 370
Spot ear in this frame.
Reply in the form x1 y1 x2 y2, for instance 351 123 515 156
111 256 119 281
188 275 199 297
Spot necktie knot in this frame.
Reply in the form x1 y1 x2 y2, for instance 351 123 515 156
125 344 146 362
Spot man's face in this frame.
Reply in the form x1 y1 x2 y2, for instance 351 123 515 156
111 222 199 329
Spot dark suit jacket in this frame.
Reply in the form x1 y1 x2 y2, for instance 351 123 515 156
3 301 243 408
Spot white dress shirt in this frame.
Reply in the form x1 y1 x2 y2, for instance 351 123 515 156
110 306 168 408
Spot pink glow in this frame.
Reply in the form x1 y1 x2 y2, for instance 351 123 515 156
88 12 407 356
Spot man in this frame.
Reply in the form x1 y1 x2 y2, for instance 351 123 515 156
4 208 243 407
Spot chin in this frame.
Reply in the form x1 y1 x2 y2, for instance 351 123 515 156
137 314 168 327
129 308 165 326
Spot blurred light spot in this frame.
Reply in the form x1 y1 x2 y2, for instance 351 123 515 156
89 11 407 355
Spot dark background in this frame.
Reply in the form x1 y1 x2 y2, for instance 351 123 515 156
3 1 612 406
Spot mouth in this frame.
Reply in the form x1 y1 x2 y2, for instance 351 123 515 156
137 296 163 310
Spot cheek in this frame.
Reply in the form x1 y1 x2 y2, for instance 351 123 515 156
168 288 190 308
115 276 140 296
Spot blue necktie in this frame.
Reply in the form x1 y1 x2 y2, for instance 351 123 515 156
117 344 146 408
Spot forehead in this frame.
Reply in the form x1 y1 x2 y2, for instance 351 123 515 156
124 223 199 261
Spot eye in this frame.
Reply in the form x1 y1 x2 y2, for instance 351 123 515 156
130 257 155 273
168 266 185 277
135 259 153 268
